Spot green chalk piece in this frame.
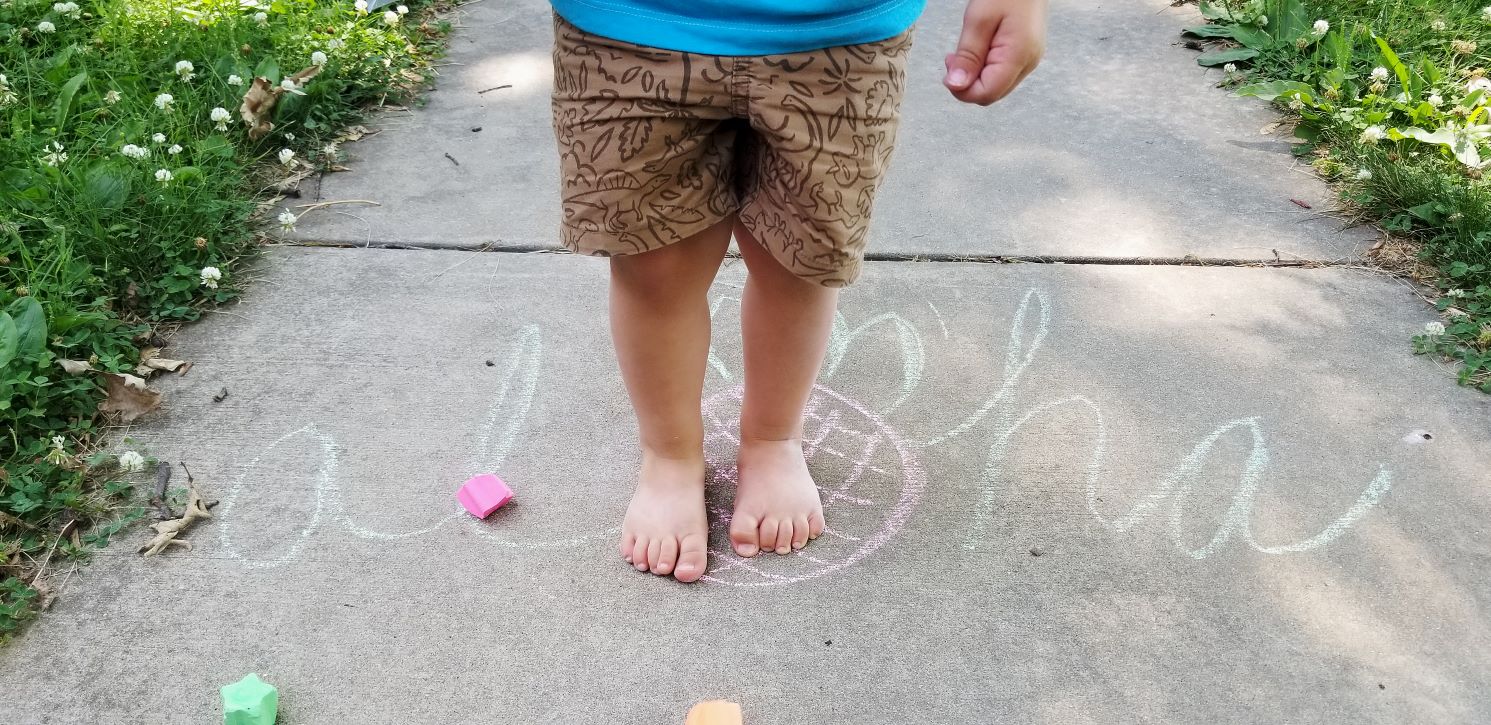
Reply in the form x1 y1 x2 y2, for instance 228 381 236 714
221 673 278 725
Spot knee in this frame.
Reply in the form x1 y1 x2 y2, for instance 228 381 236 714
610 246 710 306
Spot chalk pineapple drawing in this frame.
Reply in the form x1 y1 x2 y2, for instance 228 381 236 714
219 287 1394 580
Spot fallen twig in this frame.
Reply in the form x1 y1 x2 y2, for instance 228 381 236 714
476 84 511 94
151 462 174 520
290 199 382 211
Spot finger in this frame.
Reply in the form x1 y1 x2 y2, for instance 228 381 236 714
944 7 1000 90
952 58 1025 106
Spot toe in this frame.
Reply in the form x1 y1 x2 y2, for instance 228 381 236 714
774 520 794 555
758 518 781 555
654 537 679 576
646 538 663 575
791 515 810 549
632 537 650 572
807 511 826 540
621 531 635 562
731 513 761 558
674 533 708 583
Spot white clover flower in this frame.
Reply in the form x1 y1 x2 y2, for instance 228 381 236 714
37 20 56 33
1424 320 1445 336
254 10 267 24
121 143 149 159
211 106 232 131
1355 168 1372 180
1428 93 1444 107
104 89 121 104
1223 62 1238 74
154 93 174 111
354 0 367 12
311 50 328 66
1447 288 1467 298
51 435 66 449
1432 19 1447 32
1484 6 1491 21
155 168 173 184
1257 14 1267 27
175 60 195 81
1288 97 1304 111
118 451 146 473
1371 67 1390 82
0 74 17 108
227 74 244 86
41 141 67 167
383 10 399 24
1312 19 1329 37
200 266 222 288
396 4 408 13
168 144 183 155
1360 125 1386 144
327 38 344 50
277 148 295 165
152 132 167 144
278 210 297 232
53 1 80 18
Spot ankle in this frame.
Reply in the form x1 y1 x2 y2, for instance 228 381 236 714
639 442 705 464
738 429 803 446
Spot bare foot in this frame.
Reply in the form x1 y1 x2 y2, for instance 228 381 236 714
619 452 709 582
729 438 825 557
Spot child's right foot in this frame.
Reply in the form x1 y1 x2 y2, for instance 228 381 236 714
619 452 710 582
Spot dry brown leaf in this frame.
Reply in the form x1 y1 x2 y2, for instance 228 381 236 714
138 473 215 557
336 125 371 142
58 359 93 376
240 77 278 141
135 349 191 376
328 164 352 172
288 64 322 86
149 358 190 374
98 372 163 422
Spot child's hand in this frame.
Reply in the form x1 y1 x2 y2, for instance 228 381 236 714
943 0 1049 105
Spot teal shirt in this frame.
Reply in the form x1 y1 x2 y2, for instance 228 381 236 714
550 0 926 56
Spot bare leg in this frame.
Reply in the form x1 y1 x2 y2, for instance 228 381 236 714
729 224 834 557
611 218 733 582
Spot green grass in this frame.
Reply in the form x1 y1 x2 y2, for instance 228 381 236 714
1 0 449 640
1189 0 1491 390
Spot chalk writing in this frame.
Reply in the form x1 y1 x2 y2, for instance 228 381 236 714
937 290 1394 557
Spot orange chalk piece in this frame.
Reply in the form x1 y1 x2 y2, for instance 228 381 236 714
685 701 742 725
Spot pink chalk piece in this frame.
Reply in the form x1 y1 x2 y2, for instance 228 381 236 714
457 473 514 519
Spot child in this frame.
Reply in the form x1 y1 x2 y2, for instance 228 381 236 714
550 0 1048 582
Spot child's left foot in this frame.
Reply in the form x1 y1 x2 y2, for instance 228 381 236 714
729 438 826 557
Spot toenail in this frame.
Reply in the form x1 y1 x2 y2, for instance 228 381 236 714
777 546 790 554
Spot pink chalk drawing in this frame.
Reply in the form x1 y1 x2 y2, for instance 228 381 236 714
699 384 927 587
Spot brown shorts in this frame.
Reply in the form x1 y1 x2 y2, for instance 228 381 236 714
550 15 912 287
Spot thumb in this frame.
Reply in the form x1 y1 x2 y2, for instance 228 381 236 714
945 9 998 90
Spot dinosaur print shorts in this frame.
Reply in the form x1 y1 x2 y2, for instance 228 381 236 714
550 15 912 287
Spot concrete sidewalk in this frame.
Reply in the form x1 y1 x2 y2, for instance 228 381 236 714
3 0 1490 722
1 250 1488 722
